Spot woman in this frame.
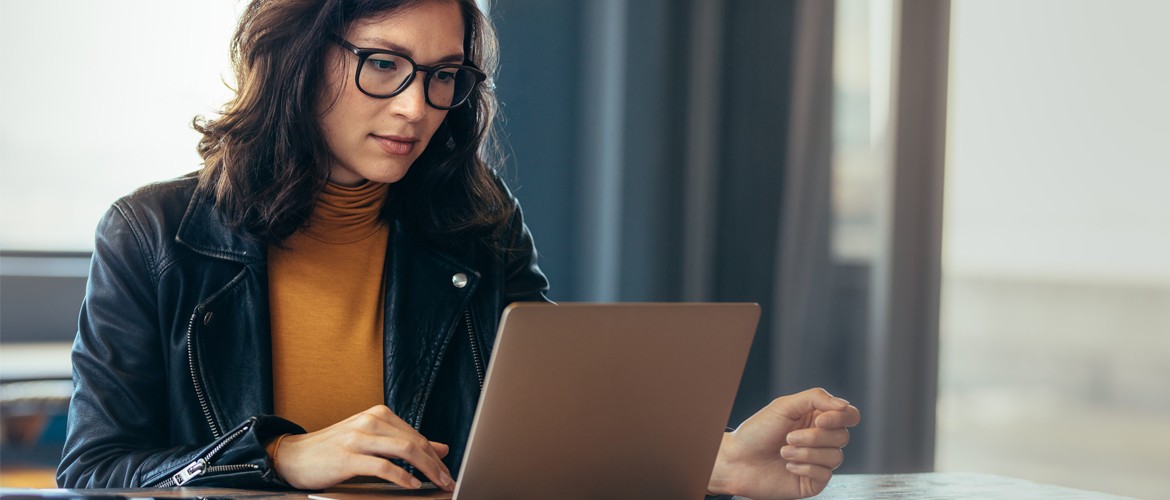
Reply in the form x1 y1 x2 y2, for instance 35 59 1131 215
57 0 860 498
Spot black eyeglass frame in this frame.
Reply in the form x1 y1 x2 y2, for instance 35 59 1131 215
332 35 487 110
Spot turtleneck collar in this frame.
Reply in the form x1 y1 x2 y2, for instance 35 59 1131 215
300 180 390 244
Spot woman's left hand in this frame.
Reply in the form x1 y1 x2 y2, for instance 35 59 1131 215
706 388 861 499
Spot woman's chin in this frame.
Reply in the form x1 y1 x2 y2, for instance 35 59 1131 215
329 163 412 186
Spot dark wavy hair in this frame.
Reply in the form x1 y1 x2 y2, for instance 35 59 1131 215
193 0 511 247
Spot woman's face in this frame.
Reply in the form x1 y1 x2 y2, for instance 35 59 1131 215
318 0 464 186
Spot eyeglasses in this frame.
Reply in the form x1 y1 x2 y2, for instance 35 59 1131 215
332 36 486 110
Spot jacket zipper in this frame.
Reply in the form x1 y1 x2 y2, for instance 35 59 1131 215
413 308 484 429
186 310 222 439
153 421 258 487
465 309 485 389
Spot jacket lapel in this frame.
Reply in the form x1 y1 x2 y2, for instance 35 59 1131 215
383 222 480 428
175 193 273 432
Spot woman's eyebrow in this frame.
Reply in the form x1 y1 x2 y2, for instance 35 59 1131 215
359 36 465 64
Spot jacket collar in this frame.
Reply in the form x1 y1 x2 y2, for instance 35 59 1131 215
175 191 266 264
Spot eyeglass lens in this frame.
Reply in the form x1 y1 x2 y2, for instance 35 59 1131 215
359 53 478 108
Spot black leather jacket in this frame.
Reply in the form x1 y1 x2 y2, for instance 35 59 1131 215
57 174 549 488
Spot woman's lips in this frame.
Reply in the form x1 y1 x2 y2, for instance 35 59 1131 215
372 134 417 156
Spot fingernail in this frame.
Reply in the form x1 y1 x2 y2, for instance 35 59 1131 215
780 446 797 459
785 462 799 471
834 397 850 407
786 432 802 445
441 472 453 488
815 413 829 427
410 478 422 489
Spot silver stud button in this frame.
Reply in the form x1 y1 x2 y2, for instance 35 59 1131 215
452 273 469 289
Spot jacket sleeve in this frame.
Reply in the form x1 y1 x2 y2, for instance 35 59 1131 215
56 203 303 489
498 185 551 305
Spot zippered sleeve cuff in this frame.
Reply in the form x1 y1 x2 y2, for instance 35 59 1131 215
173 415 305 489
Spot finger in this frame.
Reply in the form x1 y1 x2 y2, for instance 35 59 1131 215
357 433 448 467
814 406 861 429
770 388 851 421
350 454 424 489
786 427 850 448
780 445 845 470
366 435 454 491
349 409 450 484
784 461 834 484
345 415 445 465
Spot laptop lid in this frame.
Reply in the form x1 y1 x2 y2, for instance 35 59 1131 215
453 302 759 500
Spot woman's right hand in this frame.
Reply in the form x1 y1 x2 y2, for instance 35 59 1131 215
272 405 454 491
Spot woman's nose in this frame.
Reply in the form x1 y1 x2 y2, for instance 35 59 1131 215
388 73 428 121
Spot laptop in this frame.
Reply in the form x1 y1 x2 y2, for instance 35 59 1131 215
315 302 759 500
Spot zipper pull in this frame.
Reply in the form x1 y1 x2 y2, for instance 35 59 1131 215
171 458 207 486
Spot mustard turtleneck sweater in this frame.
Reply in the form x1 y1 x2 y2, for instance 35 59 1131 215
268 180 390 432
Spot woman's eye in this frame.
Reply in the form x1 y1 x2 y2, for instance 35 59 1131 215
434 70 456 83
369 59 397 71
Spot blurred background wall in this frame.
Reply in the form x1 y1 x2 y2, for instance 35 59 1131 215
937 1 1170 498
1 0 1167 497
